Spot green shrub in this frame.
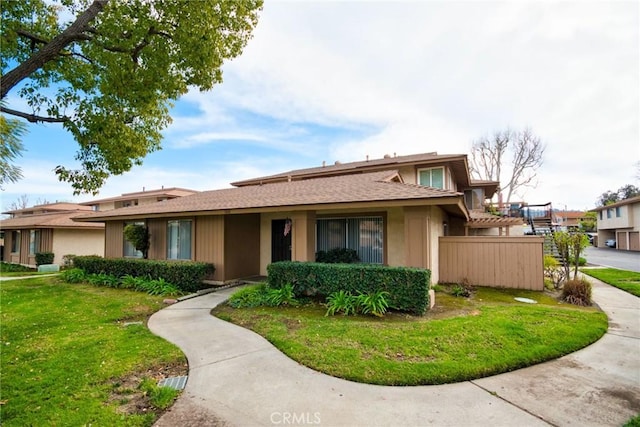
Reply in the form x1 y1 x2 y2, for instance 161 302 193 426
59 268 86 283
228 284 268 308
543 255 565 290
265 283 298 307
0 262 35 273
73 256 214 293
316 248 360 263
570 257 587 267
35 252 54 266
123 224 150 259
356 290 389 317
562 278 592 306
268 261 431 315
325 290 358 316
325 290 390 317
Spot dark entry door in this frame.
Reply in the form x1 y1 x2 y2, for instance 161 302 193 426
272 219 292 262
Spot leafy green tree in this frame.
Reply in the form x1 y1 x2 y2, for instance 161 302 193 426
579 211 597 232
1 0 263 194
597 185 640 206
123 223 149 259
553 231 589 282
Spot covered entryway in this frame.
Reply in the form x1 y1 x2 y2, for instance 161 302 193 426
271 219 292 262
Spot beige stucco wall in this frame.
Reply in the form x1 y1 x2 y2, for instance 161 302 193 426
598 204 636 230
51 229 104 264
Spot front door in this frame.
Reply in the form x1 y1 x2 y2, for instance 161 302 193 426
272 219 292 262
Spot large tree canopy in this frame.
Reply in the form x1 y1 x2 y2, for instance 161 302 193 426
469 128 545 204
1 0 262 194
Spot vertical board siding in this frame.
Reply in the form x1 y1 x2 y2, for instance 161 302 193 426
197 216 224 281
439 236 544 290
105 221 124 258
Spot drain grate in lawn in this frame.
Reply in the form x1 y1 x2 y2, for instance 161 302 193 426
158 376 188 390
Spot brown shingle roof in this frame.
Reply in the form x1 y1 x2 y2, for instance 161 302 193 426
76 170 465 221
2 202 92 215
231 152 470 187
0 210 104 229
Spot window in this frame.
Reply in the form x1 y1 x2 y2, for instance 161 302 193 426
123 222 144 258
29 230 40 255
616 207 621 218
167 220 192 260
418 167 444 189
316 216 383 264
11 231 21 253
464 189 484 210
599 211 603 220
607 209 612 219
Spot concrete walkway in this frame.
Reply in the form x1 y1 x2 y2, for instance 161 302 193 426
148 279 640 427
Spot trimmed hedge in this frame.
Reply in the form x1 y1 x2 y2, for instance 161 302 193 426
35 252 54 266
267 261 431 315
72 256 214 293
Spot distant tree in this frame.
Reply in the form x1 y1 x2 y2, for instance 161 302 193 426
1 0 263 194
6 194 52 212
469 128 545 204
579 211 597 232
596 185 640 206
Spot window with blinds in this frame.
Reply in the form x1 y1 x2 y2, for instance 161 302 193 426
167 220 192 260
316 216 383 264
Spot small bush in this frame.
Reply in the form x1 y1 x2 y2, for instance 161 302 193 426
451 278 473 298
0 262 35 273
35 252 54 266
315 248 360 264
562 278 592 306
228 284 268 308
60 268 86 283
265 283 298 307
544 255 565 290
570 257 587 267
326 290 358 316
356 290 389 317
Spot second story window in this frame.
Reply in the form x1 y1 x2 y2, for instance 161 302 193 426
418 167 444 189
616 207 621 218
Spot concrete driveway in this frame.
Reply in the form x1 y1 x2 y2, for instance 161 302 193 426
585 246 640 272
148 277 640 427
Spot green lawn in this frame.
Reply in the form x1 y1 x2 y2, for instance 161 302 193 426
213 286 607 385
582 268 640 297
0 276 186 427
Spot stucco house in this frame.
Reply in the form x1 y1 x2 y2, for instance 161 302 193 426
75 152 534 286
591 196 640 251
1 203 103 266
1 187 198 266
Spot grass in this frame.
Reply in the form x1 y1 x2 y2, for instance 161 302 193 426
581 268 640 297
0 276 186 427
213 285 607 385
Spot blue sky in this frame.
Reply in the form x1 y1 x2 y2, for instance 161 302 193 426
2 1 639 212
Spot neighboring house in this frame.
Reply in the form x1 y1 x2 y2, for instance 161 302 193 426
1 188 199 266
553 210 586 230
75 152 532 286
591 196 640 251
79 187 198 211
1 203 103 266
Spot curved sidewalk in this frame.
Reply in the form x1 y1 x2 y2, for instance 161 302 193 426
148 280 640 427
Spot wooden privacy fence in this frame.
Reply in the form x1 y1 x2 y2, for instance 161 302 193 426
439 236 544 291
